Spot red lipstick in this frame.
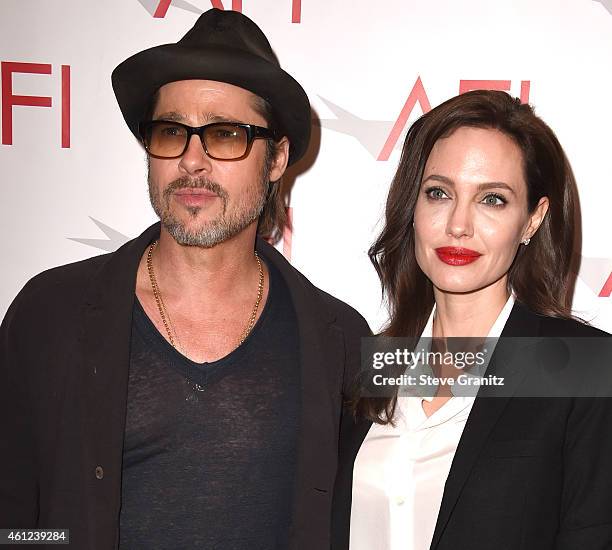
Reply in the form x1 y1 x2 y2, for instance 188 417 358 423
435 247 482 266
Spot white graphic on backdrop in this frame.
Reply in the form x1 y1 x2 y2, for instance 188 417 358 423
68 218 130 252
136 0 203 16
317 96 399 158
594 0 612 15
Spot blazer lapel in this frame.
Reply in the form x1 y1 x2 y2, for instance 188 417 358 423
430 302 542 549
256 238 345 548
77 223 160 537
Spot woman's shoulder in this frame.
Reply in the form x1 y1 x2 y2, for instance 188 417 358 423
538 314 610 338
509 301 610 338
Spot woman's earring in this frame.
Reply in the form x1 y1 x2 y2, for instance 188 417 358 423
522 237 531 245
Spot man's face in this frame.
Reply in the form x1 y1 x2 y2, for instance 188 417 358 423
147 79 288 247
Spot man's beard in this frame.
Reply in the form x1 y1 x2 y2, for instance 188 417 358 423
148 168 269 248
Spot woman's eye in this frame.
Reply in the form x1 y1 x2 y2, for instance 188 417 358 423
425 187 448 200
481 194 506 207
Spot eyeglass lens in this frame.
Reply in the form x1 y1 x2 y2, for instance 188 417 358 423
146 122 249 160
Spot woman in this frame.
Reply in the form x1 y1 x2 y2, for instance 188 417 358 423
331 90 612 550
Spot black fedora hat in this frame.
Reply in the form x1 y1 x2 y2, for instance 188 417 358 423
112 8 311 165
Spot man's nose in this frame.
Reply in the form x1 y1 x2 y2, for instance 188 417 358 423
178 134 212 176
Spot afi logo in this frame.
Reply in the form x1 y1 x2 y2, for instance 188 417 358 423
600 273 612 297
141 0 302 23
378 78 531 161
1 62 71 148
318 77 530 162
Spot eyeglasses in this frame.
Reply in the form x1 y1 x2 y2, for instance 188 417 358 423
139 120 278 161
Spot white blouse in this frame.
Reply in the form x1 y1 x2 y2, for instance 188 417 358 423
350 294 515 550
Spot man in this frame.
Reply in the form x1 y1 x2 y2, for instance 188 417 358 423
0 9 370 549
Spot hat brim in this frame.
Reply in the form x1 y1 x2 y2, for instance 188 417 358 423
111 43 311 165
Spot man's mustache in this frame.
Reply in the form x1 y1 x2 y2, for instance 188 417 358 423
163 176 228 201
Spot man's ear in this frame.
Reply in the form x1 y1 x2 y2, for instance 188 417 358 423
269 137 290 182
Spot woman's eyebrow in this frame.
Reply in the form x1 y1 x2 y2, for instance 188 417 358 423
422 174 516 195
476 181 516 194
422 174 454 185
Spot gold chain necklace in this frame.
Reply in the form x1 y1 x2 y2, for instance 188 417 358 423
145 240 264 392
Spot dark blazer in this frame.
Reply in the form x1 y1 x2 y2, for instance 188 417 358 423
332 301 612 550
0 222 370 550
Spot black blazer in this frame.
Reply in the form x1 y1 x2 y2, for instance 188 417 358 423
332 302 612 550
0 222 370 550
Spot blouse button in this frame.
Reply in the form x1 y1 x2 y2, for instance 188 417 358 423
95 466 104 480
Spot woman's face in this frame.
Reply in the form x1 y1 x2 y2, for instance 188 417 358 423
413 126 548 295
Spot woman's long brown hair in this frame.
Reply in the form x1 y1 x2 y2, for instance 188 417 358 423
356 90 580 423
